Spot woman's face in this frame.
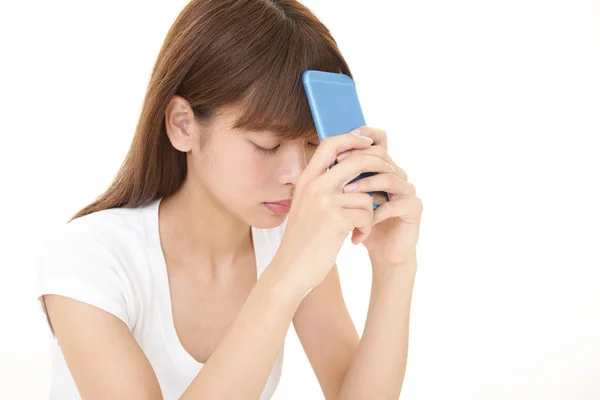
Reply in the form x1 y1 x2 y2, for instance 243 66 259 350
167 97 320 229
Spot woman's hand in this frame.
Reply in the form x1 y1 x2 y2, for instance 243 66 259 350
274 129 396 295
335 126 423 268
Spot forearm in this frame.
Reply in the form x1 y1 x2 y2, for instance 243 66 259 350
180 260 304 400
339 258 417 400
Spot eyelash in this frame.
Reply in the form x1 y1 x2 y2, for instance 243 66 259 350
253 142 319 155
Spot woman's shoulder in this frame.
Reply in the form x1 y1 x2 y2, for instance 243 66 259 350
38 203 155 289
58 204 147 245
37 203 149 273
36 204 152 333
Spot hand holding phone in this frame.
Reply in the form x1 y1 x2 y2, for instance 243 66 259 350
301 70 390 209
274 131 394 295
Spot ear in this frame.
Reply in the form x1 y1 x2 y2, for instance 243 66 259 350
165 95 200 152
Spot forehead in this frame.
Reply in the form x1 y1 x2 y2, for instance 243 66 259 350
212 101 318 140
213 106 318 141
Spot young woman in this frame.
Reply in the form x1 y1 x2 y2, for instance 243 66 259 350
35 0 423 399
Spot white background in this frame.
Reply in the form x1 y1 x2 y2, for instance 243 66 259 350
1 0 599 399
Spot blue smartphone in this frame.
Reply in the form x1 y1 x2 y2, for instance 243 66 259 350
301 69 390 210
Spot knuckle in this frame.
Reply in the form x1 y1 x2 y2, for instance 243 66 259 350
369 157 384 172
379 157 391 170
385 173 395 186
407 182 416 194
400 169 408 180
361 155 372 169
374 145 387 157
361 193 374 208
316 192 332 209
415 196 423 210
320 136 334 151
304 179 319 196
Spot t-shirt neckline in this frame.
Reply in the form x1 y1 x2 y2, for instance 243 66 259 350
143 197 260 370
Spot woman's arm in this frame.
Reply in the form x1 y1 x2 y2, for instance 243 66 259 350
44 257 305 400
43 294 164 399
338 259 417 400
180 258 305 399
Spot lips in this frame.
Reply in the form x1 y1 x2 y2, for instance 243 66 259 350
267 199 292 206
263 199 292 215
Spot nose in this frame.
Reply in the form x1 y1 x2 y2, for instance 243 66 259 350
279 144 311 186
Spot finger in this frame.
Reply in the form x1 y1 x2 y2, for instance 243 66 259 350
351 227 369 245
324 154 396 190
372 195 423 226
332 191 375 212
351 126 388 150
333 192 374 242
337 145 408 181
339 207 373 243
342 173 415 200
299 129 374 185
337 144 391 164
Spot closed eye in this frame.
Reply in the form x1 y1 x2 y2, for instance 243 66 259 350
253 144 280 155
252 142 319 156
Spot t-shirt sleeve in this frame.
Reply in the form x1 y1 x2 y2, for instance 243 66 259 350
35 223 134 336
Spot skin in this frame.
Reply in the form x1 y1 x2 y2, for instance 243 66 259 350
43 94 420 399
158 97 320 270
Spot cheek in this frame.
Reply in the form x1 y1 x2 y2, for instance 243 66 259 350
245 156 275 184
216 152 272 188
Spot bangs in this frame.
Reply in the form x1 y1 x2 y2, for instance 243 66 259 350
228 21 352 141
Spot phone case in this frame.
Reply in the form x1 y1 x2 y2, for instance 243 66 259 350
302 70 390 210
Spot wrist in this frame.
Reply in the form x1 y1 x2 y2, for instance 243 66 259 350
372 263 417 282
260 258 312 307
370 250 417 270
371 255 418 281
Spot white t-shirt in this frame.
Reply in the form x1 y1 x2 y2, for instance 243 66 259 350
35 197 289 400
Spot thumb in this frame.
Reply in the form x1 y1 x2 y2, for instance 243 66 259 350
351 227 368 245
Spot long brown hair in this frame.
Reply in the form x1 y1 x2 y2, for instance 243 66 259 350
69 0 353 222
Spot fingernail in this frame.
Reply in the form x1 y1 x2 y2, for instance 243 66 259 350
344 182 358 192
349 128 361 136
386 162 395 172
360 136 373 144
337 150 351 161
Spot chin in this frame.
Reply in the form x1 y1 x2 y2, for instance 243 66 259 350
244 203 288 229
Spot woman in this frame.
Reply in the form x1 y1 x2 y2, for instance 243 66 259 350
35 0 423 399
